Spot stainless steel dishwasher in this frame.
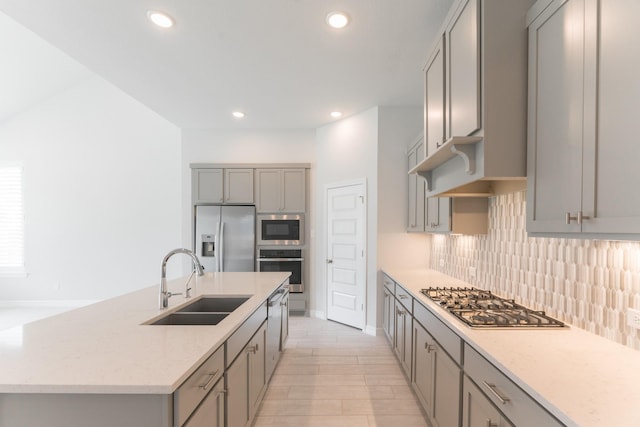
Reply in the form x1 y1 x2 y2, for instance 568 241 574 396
266 286 287 381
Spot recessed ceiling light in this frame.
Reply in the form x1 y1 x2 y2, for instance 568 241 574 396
326 12 350 29
147 10 174 28
330 111 343 118
232 111 245 119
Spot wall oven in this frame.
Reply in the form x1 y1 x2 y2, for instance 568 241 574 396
257 214 304 246
257 248 304 293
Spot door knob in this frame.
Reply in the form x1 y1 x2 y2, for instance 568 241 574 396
326 259 333 264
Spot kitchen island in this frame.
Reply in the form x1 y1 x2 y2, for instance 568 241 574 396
383 268 640 427
0 271 290 427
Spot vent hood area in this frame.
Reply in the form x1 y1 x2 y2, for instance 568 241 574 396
413 0 533 198
408 135 527 198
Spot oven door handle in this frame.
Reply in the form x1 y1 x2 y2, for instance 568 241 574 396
257 258 303 262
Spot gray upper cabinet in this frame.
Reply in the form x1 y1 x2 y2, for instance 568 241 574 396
225 169 254 204
256 169 306 213
193 169 224 204
447 0 480 138
425 39 445 156
527 0 640 237
414 0 532 197
407 137 426 232
192 168 254 204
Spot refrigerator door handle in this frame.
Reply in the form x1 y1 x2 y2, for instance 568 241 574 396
219 221 225 272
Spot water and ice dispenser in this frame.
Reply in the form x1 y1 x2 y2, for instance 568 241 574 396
200 234 216 257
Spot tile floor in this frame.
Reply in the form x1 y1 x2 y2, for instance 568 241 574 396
253 315 429 427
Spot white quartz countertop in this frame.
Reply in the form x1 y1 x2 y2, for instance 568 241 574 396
383 268 640 427
0 272 289 395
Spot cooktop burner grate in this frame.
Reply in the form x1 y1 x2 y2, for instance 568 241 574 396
420 287 565 328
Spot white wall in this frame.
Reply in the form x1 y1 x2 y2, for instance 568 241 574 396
0 76 182 301
314 107 379 328
377 107 431 328
314 106 430 333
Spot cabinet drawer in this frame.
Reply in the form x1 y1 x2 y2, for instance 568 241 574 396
464 344 564 427
395 284 413 313
413 302 462 364
174 345 225 427
382 274 395 293
227 301 268 366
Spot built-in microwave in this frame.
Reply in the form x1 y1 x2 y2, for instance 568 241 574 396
257 214 304 246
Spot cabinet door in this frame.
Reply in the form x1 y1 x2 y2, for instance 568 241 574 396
193 169 224 204
281 292 289 348
583 0 640 233
447 0 480 138
183 379 225 427
225 169 254 204
281 169 306 212
255 169 281 212
425 198 452 233
249 323 266 418
226 350 249 427
526 0 585 233
383 288 392 342
462 376 513 427
408 150 419 231
432 342 461 427
425 36 446 155
412 322 435 415
393 299 411 378
408 141 426 232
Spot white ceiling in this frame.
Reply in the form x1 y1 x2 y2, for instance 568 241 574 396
0 0 453 129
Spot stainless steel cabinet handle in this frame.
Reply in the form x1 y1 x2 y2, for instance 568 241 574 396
577 211 590 224
199 370 220 390
426 344 436 353
482 381 510 405
486 420 497 427
566 211 590 225
247 343 259 354
398 294 408 300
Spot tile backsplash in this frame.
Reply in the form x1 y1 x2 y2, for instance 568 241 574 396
430 190 640 350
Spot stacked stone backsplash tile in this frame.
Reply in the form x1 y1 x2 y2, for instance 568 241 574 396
430 190 640 350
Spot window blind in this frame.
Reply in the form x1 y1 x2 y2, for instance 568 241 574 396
0 165 25 275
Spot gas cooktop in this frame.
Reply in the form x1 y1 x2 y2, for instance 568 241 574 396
420 287 565 328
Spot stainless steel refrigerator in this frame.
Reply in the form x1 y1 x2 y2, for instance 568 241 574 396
194 205 256 272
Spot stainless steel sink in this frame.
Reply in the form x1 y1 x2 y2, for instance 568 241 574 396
147 296 251 325
176 296 250 313
150 312 229 326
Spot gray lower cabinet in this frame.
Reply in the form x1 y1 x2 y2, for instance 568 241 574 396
183 378 225 427
382 275 566 427
393 285 413 378
412 305 461 427
464 344 563 427
281 290 289 347
462 375 513 427
382 285 393 342
174 345 225 427
227 321 267 427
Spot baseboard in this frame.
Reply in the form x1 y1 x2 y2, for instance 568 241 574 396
364 325 382 336
310 310 326 320
0 300 98 308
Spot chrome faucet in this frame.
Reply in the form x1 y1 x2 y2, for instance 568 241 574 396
160 248 204 309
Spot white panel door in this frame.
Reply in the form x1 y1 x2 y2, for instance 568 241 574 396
326 182 366 329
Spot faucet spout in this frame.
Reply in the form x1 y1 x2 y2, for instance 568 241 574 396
160 248 205 309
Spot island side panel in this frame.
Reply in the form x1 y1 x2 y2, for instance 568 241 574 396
0 393 172 427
